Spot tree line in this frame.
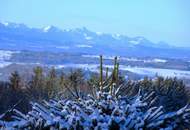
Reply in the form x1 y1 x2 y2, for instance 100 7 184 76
0 56 190 116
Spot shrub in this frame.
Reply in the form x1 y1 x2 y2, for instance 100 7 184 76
0 90 190 129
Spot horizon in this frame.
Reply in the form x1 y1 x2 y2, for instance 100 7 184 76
0 20 189 48
0 0 190 47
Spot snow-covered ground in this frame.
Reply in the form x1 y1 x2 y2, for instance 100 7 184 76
0 61 12 68
119 65 190 78
0 50 16 60
55 64 99 73
0 50 19 68
0 51 189 78
55 63 190 78
76 44 93 48
82 55 167 63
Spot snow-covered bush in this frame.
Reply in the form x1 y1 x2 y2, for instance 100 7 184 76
0 89 190 130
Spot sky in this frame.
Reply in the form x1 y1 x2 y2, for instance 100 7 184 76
0 0 190 47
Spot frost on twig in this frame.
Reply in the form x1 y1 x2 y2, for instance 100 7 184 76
0 89 189 130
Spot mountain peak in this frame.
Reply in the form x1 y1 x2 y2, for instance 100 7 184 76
0 21 173 49
43 26 52 32
0 21 26 28
0 21 9 26
74 27 90 33
112 34 121 40
96 32 103 35
43 25 61 33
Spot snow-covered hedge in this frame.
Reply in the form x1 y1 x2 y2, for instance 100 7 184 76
0 90 190 130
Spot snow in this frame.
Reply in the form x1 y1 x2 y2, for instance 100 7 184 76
0 61 12 68
0 51 186 78
55 64 98 72
85 36 92 40
152 59 167 63
82 55 115 60
54 63 190 78
82 55 100 58
119 65 190 78
121 58 167 63
76 45 92 48
96 32 103 35
0 50 17 60
55 46 70 49
1 90 189 129
15 62 41 66
1 21 9 26
120 57 141 62
84 33 93 40
43 26 52 32
129 37 144 45
64 29 71 32
129 40 140 45
0 50 19 68
112 34 121 40
82 55 167 63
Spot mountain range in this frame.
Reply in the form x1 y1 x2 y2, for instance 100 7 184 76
0 21 190 59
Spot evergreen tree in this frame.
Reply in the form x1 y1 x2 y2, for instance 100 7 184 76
46 67 59 98
9 71 21 90
29 66 46 100
67 69 85 98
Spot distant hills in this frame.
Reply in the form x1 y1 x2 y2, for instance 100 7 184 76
0 21 190 59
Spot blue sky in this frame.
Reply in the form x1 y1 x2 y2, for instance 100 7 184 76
0 0 190 47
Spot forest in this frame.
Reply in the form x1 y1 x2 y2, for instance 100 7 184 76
0 56 190 129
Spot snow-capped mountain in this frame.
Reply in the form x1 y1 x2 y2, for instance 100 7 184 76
0 21 190 58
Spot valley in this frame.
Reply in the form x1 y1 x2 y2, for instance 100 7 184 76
0 50 190 84
1 22 190 84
